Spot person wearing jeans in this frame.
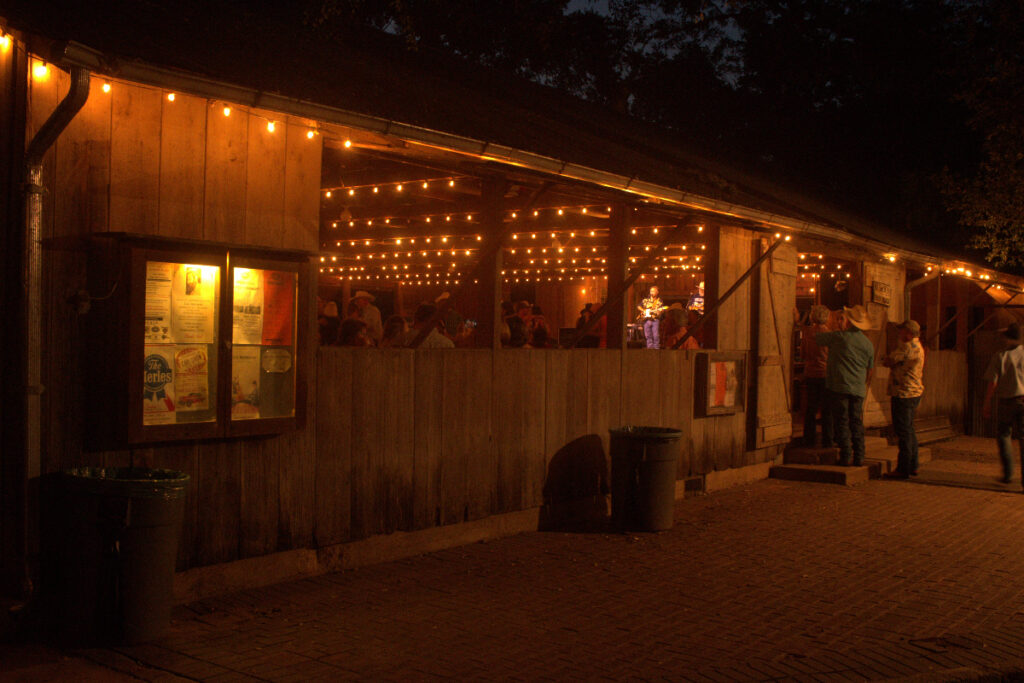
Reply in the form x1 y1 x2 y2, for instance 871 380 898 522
801 305 832 447
883 320 925 478
817 305 875 466
982 323 1024 485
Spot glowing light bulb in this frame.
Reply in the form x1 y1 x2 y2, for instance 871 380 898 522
32 61 49 80
307 130 315 139
396 184 403 192
449 179 455 187
267 121 276 132
0 35 10 51
344 139 352 148
102 82 111 93
222 106 231 117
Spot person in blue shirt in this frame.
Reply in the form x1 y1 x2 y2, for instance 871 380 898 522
816 305 876 466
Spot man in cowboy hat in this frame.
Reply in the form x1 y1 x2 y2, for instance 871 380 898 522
816 304 875 466
351 290 382 344
882 320 925 478
982 322 1024 486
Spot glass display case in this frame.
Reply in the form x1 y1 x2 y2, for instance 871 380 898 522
86 234 309 446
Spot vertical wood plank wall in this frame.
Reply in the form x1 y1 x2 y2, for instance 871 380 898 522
313 348 755 548
31 76 322 570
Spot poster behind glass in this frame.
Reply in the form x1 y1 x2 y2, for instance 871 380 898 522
230 268 297 421
142 261 219 426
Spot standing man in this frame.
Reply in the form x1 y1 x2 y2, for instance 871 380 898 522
351 291 382 345
639 285 666 349
982 323 1024 486
816 305 875 466
883 320 925 478
801 305 832 447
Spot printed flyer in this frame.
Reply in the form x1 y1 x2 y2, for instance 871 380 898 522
230 345 261 420
173 345 210 412
261 271 295 346
142 346 176 425
170 264 217 344
144 262 173 343
232 268 264 345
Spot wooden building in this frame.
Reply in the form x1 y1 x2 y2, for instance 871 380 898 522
2 9 1022 602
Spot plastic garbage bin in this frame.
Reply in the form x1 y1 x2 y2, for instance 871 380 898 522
609 426 682 531
60 467 188 645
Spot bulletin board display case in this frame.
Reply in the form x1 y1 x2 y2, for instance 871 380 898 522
87 234 310 447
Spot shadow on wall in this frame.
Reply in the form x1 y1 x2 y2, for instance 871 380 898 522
539 434 609 532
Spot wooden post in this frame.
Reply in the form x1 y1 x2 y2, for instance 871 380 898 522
605 204 628 349
673 237 785 349
925 282 992 347
477 178 503 349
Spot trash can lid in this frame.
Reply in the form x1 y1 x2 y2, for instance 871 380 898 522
609 426 682 440
64 467 189 498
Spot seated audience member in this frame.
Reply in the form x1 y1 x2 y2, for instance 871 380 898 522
346 300 363 320
319 301 340 346
576 304 601 348
379 314 408 348
505 300 532 347
404 303 455 348
338 318 371 346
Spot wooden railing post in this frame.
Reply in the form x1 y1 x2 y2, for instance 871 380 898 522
605 204 629 349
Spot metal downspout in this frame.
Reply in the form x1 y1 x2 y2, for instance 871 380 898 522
18 65 89 599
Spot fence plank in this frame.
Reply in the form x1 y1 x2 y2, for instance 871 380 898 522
283 118 322 251
195 440 242 566
204 104 247 243
492 350 546 512
315 348 352 546
413 351 445 529
443 350 493 523
159 92 205 239
244 108 286 249
109 82 161 235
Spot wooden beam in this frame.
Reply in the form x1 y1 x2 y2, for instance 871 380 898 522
672 237 785 349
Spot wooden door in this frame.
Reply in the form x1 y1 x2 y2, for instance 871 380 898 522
750 239 797 448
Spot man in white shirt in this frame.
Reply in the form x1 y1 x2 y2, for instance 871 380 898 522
351 291 382 344
983 323 1024 486
882 320 925 478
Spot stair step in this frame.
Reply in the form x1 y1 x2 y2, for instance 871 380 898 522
770 464 870 486
918 427 957 444
784 447 839 466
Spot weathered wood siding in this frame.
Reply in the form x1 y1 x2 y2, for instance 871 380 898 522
30 74 321 571
312 348 759 548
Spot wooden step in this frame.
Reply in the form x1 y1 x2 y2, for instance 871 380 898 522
784 447 839 466
770 464 871 486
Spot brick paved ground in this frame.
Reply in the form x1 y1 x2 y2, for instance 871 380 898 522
12 447 1024 682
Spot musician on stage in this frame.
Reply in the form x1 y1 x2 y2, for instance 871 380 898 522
638 285 666 349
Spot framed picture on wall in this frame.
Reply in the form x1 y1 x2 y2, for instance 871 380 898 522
695 352 746 417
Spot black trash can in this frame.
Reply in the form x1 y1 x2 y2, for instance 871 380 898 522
609 427 682 531
59 467 189 645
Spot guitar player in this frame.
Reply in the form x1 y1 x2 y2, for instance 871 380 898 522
638 285 667 349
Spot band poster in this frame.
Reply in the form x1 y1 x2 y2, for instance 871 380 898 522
232 268 295 347
170 264 216 343
231 345 261 420
142 344 212 425
232 268 263 345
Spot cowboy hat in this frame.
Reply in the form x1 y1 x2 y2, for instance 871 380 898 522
351 290 375 301
843 305 873 330
1003 323 1023 342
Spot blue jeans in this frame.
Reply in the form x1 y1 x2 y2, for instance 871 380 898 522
891 395 921 475
996 397 1024 482
827 390 865 465
643 319 660 349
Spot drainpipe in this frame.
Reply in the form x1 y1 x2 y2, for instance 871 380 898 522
17 64 89 599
